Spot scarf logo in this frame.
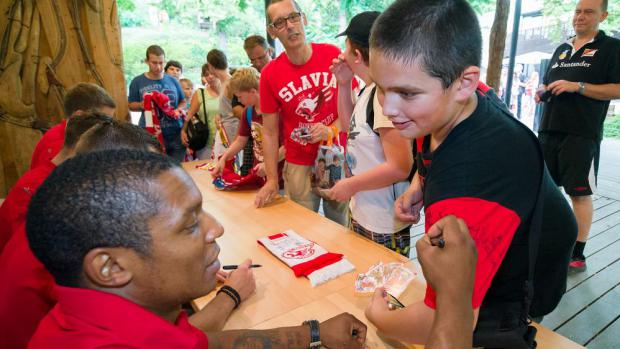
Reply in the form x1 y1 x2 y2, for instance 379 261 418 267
283 243 316 259
582 49 598 57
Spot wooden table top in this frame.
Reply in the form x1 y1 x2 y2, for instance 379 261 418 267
184 161 584 349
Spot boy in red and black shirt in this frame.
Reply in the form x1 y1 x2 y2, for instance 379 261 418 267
364 0 576 344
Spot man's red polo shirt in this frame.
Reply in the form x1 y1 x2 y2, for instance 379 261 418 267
28 286 209 348
30 120 66 170
0 224 57 349
0 161 56 254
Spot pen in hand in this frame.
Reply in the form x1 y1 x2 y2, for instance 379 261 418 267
222 264 262 270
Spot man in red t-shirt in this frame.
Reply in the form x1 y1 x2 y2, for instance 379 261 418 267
29 83 117 170
255 0 349 226
26 149 367 348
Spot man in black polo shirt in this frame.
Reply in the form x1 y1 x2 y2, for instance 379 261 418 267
537 0 620 272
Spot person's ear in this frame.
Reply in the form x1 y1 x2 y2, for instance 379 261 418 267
600 11 608 22
353 49 364 64
83 248 133 288
453 66 480 102
302 12 308 26
267 25 277 40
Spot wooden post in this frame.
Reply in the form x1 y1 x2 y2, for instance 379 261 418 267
486 0 510 91
0 0 127 196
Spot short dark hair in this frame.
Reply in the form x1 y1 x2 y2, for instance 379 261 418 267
76 121 163 154
370 0 482 88
207 49 228 70
64 112 114 149
244 35 271 51
146 45 165 59
63 83 116 117
348 39 370 65
602 0 608 11
164 60 183 72
267 0 303 20
26 150 178 287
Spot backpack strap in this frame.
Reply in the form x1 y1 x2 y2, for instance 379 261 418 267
200 88 208 124
365 86 378 135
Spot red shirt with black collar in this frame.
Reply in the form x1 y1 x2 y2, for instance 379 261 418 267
28 286 209 348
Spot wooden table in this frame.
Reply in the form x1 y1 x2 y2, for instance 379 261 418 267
185 162 584 349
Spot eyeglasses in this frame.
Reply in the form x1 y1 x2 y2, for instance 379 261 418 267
269 12 302 30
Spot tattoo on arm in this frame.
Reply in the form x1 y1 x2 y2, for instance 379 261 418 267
207 328 307 349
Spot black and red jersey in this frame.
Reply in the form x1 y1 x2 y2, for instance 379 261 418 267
418 88 576 316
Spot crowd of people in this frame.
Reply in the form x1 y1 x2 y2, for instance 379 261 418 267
0 0 618 348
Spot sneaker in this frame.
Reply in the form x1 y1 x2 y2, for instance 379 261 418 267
569 258 587 273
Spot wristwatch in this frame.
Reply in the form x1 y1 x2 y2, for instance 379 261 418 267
577 82 586 95
303 320 322 348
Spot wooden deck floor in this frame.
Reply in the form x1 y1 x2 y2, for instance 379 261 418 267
407 139 620 348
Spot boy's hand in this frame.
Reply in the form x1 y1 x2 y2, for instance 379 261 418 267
394 179 423 223
365 287 392 323
210 158 226 178
330 54 354 85
254 163 266 177
327 178 355 202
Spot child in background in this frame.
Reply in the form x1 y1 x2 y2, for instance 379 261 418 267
179 78 194 113
210 68 284 186
328 11 413 256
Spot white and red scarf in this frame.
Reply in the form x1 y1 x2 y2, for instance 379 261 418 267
258 230 355 286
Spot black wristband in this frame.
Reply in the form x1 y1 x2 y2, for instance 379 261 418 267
217 285 241 309
303 319 321 348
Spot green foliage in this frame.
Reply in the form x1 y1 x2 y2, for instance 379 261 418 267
468 0 495 15
543 0 620 43
118 0 499 87
604 114 620 139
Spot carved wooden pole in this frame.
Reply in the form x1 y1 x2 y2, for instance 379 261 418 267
0 0 127 196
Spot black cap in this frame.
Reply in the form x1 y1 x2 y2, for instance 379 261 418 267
336 11 381 47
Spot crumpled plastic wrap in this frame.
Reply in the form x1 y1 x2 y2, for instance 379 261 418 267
355 262 416 297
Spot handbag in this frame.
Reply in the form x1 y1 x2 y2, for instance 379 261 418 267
187 89 210 151
472 88 545 349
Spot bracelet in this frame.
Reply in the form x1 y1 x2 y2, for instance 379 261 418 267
217 285 241 309
303 320 322 348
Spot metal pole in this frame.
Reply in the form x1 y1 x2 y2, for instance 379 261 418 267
504 0 522 108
